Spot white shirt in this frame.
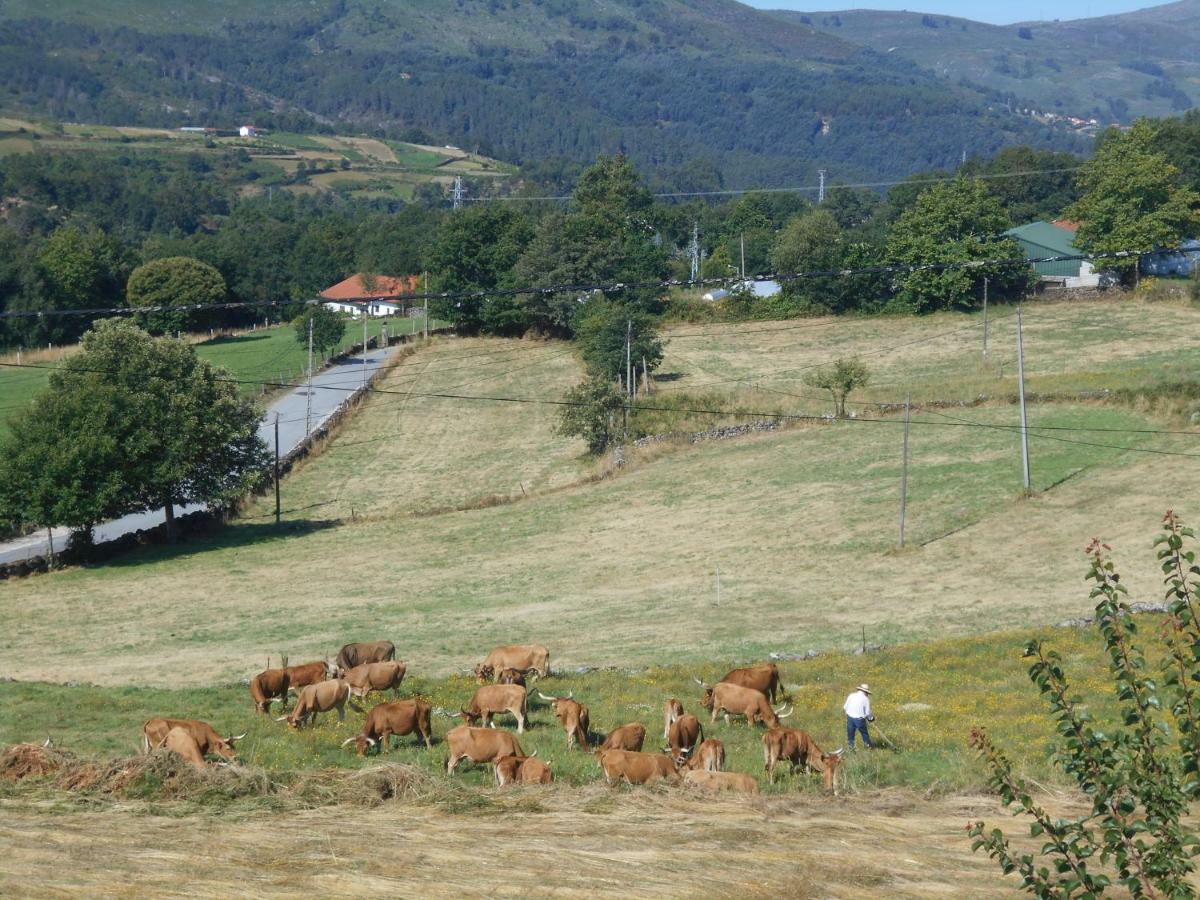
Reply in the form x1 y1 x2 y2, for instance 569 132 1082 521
844 690 871 719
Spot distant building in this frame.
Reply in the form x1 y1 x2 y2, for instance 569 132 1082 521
320 273 421 317
1005 221 1099 288
238 125 260 138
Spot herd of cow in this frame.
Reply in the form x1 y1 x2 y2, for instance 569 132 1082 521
140 641 847 795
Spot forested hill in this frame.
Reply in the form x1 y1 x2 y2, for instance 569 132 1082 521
0 0 1085 188
772 2 1200 124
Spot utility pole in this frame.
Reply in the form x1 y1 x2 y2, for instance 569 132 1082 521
626 319 632 402
274 413 281 526
817 169 827 204
898 396 910 548
982 276 989 362
688 222 700 284
1016 305 1031 492
451 175 465 210
423 271 430 339
305 315 313 436
362 315 368 388
740 232 746 281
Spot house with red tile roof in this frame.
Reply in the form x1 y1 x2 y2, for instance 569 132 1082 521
320 273 420 317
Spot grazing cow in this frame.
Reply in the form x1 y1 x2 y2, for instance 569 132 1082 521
158 726 209 772
595 749 680 786
721 663 785 703
477 644 550 680
341 699 433 755
459 684 528 732
341 660 407 699
696 680 792 729
682 738 725 772
250 667 291 714
335 641 396 673
285 660 336 694
279 679 351 729
683 770 760 794
538 692 589 748
762 727 844 791
600 723 646 752
493 753 554 786
445 725 525 774
665 713 703 764
142 719 244 759
663 698 685 740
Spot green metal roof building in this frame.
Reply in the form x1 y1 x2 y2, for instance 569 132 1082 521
1005 222 1086 278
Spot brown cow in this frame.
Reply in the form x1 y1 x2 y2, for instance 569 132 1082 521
682 738 725 772
493 753 554 786
595 749 680 785
279 679 351 729
474 665 526 685
285 660 336 694
335 641 396 673
697 680 792 728
445 725 525 773
142 719 244 759
538 692 589 748
341 660 407 699
497 667 526 686
157 726 209 772
683 769 760 794
721 663 785 703
600 723 646 752
341 699 433 755
459 684 528 732
663 698 684 739
665 713 703 764
250 668 290 714
762 727 844 791
478 644 550 680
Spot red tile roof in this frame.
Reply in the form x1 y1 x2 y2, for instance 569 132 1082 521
1051 219 1080 233
319 273 420 300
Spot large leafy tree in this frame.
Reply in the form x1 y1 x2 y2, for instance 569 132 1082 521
887 177 1030 313
771 209 849 312
293 304 347 359
126 256 227 335
1067 119 1200 279
0 319 267 543
573 299 664 382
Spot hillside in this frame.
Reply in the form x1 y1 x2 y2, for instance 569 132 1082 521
772 2 1200 123
0 0 1088 187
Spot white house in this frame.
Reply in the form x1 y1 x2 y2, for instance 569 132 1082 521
238 125 259 138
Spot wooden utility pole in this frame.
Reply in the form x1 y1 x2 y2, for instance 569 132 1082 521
305 316 314 436
423 272 430 339
982 277 989 362
1016 305 1031 491
626 319 632 401
898 396 910 548
274 413 281 526
362 315 369 388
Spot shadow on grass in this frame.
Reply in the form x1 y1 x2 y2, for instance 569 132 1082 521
199 333 272 347
98 518 342 571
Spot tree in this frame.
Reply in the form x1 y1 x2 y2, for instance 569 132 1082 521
1067 120 1200 280
804 357 870 417
555 374 624 454
970 515 1200 897
0 319 267 544
294 305 347 359
573 299 664 381
126 256 227 335
771 209 848 313
887 177 1031 313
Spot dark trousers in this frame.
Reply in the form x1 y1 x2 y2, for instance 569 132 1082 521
847 716 872 748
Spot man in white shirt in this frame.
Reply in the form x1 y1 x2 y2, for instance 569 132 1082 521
843 683 873 750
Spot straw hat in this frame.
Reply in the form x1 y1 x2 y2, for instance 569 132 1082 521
857 684 871 694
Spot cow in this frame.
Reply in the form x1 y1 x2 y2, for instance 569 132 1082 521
285 660 337 694
600 723 646 752
493 753 554 786
158 726 209 772
341 699 433 755
720 663 786 703
762 727 844 792
595 749 680 786
681 738 725 772
663 698 684 740
341 660 407 699
696 680 792 729
458 684 528 732
665 713 703 765
683 769 760 794
473 665 526 685
445 725 525 774
335 641 396 673
477 644 550 680
279 679 351 729
142 719 244 759
538 692 589 748
249 667 290 714
496 667 526 686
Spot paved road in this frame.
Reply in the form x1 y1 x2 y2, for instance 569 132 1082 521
0 343 401 565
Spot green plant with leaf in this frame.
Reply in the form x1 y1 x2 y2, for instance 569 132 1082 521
293 305 348 359
804 357 870 418
968 513 1200 897
555 375 625 454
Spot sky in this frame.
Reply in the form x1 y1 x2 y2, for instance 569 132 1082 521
748 0 1167 25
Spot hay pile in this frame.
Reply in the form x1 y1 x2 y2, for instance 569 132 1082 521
0 742 75 781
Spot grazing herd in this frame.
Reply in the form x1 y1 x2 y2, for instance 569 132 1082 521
140 642 846 795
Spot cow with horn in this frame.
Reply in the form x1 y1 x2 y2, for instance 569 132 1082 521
538 691 589 748
694 677 793 728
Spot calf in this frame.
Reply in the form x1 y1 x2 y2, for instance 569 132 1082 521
335 641 396 672
342 699 433 755
682 738 725 773
249 668 290 714
762 727 844 792
341 660 407 699
663 698 684 740
697 680 792 729
477 644 550 680
683 769 760 794
285 660 336 694
600 723 646 752
720 663 785 703
493 753 553 786
459 684 528 732
595 749 680 786
665 713 703 764
279 679 351 729
142 719 244 759
445 725 525 774
538 692 589 748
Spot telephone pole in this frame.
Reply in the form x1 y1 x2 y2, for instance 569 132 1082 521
982 276 989 362
626 319 632 401
305 315 313 436
898 397 910 548
274 413 281 526
362 315 368 388
1016 305 1031 491
817 169 827 204
739 232 746 280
